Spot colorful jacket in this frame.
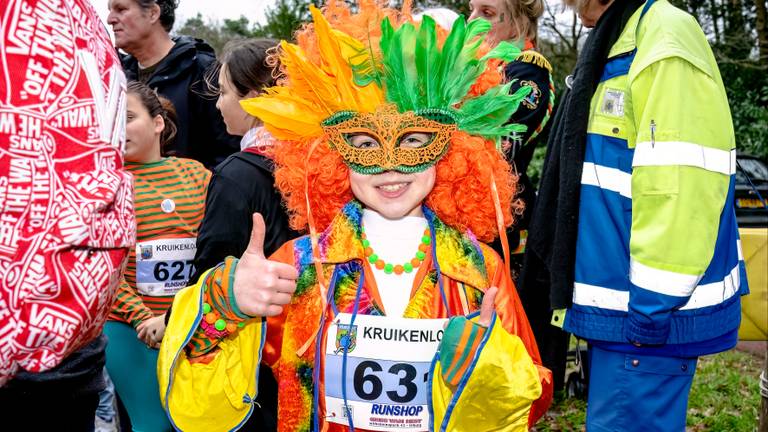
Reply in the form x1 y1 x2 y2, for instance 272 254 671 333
565 0 748 349
158 201 552 431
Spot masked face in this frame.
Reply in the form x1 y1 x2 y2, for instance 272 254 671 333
349 166 436 219
323 104 456 174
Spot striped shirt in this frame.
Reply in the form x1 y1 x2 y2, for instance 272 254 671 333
110 157 210 326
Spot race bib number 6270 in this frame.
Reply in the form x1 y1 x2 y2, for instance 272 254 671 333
135 238 196 296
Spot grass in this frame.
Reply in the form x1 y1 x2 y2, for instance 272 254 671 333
686 350 763 431
534 349 764 431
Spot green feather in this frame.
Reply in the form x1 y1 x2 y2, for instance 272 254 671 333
481 41 523 62
440 19 492 105
415 15 439 107
380 18 419 110
433 17 467 106
465 18 492 39
506 123 529 133
457 83 532 138
348 32 384 87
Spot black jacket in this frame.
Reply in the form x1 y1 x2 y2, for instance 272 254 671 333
491 54 553 268
504 55 553 235
121 36 240 168
191 151 298 281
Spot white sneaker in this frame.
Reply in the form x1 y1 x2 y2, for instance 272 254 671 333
94 415 118 432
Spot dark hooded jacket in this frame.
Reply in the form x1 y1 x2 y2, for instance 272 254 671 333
121 36 240 168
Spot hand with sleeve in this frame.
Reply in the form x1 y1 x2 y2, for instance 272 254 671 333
233 213 299 317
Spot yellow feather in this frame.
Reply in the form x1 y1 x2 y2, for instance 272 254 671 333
280 41 339 114
310 6 362 111
242 5 386 139
240 90 325 141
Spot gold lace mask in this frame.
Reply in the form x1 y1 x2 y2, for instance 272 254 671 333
322 104 457 174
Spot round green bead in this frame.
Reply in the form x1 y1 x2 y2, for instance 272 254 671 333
237 321 245 328
362 239 370 248
384 263 394 274
421 235 431 245
415 251 426 260
368 254 378 264
214 319 227 331
202 303 212 314
403 263 414 273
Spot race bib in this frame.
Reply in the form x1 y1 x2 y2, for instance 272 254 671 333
324 313 447 431
135 238 196 296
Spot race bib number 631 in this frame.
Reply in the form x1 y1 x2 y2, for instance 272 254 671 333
324 313 447 431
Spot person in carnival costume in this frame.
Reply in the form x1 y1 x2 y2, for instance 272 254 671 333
158 1 553 431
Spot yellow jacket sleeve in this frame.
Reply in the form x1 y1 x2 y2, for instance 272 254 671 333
157 271 266 432
430 313 542 431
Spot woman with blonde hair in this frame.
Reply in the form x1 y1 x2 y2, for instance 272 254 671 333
468 0 566 391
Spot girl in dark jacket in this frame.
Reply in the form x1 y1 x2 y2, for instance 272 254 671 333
191 38 299 432
193 39 298 277
469 0 554 279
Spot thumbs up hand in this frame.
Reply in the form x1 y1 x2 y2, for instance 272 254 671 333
233 213 299 317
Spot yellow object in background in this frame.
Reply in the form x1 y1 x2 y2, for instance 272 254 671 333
738 227 768 341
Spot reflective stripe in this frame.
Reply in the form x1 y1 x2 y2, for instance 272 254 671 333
680 264 741 310
581 162 632 198
633 141 736 175
629 259 701 297
573 282 628 311
573 263 741 311
737 239 743 260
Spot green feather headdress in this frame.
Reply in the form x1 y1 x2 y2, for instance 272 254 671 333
242 5 532 145
350 15 532 142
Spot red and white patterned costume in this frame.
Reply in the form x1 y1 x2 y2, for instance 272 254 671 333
0 0 135 385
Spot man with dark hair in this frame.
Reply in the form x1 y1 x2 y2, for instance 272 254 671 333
107 0 240 168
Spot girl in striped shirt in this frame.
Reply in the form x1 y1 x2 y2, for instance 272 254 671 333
105 81 210 432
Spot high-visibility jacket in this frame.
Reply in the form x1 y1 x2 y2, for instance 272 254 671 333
564 0 748 349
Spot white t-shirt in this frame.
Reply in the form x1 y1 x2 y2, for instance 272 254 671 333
362 210 429 317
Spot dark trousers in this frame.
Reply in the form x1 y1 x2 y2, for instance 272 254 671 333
239 364 278 431
0 387 99 431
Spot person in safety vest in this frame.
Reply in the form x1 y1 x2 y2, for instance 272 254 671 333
158 1 553 431
523 0 748 430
